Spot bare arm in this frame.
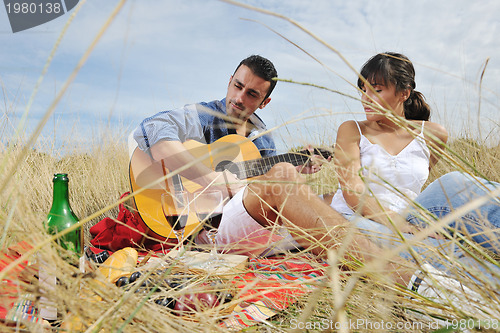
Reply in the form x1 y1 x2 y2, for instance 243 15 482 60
150 140 243 196
150 140 214 186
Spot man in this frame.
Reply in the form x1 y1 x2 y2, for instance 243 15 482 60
134 55 327 257
133 55 498 317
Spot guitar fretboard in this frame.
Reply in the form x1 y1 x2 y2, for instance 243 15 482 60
232 152 312 179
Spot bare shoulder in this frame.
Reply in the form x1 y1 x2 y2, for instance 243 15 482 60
423 121 448 144
335 120 362 162
337 120 362 139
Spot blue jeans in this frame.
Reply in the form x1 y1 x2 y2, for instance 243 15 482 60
408 171 500 254
347 171 500 275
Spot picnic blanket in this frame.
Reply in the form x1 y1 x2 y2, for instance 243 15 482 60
0 241 42 324
221 257 327 329
0 242 327 329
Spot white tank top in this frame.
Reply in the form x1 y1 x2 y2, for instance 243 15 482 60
330 121 430 214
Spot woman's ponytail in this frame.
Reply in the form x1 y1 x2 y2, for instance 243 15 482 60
404 90 430 121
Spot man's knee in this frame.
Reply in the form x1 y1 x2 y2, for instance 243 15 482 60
246 162 305 205
265 162 302 182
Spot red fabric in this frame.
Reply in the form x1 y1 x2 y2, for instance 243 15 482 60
0 241 35 319
90 192 172 252
220 256 329 329
233 256 328 310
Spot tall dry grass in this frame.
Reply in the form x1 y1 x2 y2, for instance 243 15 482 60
1 1 500 333
2 123 499 332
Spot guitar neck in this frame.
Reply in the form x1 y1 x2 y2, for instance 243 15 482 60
235 152 312 179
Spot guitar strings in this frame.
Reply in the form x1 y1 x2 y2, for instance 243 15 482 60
233 152 311 178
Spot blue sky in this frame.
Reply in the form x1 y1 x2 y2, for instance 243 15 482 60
1 0 499 154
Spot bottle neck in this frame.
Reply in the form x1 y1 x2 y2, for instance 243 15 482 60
50 179 71 211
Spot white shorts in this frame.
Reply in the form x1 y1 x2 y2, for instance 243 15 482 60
215 186 300 257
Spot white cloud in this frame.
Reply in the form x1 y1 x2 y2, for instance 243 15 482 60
1 0 499 152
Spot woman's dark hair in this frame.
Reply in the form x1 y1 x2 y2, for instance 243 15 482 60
357 52 430 121
234 55 278 101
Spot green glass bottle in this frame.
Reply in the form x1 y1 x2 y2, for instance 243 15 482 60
45 173 82 254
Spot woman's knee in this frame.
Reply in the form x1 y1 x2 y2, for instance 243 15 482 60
437 171 467 185
426 171 469 196
416 172 467 207
436 171 499 197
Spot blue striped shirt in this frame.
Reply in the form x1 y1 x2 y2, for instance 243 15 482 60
133 98 276 158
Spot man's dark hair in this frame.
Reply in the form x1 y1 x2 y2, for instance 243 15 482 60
234 55 278 101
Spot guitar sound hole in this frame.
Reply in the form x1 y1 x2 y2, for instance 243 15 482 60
215 160 239 177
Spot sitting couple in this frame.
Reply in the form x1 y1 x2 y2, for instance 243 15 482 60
133 54 500 310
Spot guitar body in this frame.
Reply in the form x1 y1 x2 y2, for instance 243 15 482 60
129 135 262 239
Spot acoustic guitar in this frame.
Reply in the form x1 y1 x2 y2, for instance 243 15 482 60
129 134 332 239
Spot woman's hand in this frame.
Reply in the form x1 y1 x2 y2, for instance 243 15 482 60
371 210 444 239
391 218 444 239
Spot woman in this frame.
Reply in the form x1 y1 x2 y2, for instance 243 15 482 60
323 53 499 314
330 52 500 256
330 52 448 234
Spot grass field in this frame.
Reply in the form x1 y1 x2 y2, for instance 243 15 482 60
1 117 499 332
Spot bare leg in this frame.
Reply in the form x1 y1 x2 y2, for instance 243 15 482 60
242 163 413 285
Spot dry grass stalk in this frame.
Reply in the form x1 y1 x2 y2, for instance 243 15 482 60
1 1 500 332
